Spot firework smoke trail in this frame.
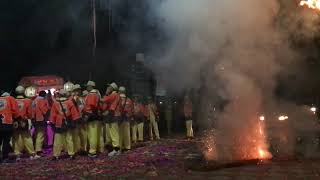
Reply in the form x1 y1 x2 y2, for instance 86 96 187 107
146 0 298 160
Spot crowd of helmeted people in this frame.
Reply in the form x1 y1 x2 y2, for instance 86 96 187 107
0 81 194 162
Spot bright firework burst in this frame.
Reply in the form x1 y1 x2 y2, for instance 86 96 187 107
300 0 320 10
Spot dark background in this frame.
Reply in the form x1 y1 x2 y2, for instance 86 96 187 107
0 0 159 93
1 0 320 104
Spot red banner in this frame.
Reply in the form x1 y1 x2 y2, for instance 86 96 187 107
19 75 64 88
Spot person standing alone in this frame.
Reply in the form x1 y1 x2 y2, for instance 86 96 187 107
184 95 194 139
146 97 160 141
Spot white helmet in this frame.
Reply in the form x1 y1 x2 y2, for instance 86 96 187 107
82 90 89 96
15 86 25 94
87 81 96 87
73 84 81 91
25 86 36 98
119 86 126 93
109 82 118 90
64 81 74 92
1 92 10 97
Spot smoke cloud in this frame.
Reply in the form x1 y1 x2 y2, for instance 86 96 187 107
146 0 320 160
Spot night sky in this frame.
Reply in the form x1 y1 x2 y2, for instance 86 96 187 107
1 0 320 104
0 0 158 91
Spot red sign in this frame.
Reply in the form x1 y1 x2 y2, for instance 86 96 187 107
19 75 64 91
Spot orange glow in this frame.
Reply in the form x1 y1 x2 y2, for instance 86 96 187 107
255 122 272 160
300 0 320 10
258 148 265 158
202 117 272 161
259 126 263 135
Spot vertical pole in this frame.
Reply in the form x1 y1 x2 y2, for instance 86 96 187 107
91 0 97 80
109 0 112 32
92 0 96 51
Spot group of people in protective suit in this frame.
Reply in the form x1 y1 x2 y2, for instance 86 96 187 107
0 80 194 162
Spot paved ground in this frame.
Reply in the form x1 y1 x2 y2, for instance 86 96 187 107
1 138 320 179
187 159 320 180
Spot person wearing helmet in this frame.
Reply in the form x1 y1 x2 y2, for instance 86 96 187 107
24 86 36 132
66 83 81 154
0 91 18 163
71 84 87 155
13 86 36 161
118 87 133 152
146 97 160 141
184 95 194 139
83 81 103 158
72 84 82 97
102 82 121 157
64 81 74 93
78 90 89 154
132 95 146 143
31 90 49 158
50 89 81 160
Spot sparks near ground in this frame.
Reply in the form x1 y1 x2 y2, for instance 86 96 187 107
300 0 320 10
255 120 272 160
201 115 273 162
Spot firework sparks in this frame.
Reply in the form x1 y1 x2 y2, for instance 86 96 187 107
202 130 218 161
255 120 272 160
202 116 272 161
278 115 289 121
258 148 265 158
300 0 320 10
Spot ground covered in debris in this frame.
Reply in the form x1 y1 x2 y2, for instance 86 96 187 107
1 138 320 179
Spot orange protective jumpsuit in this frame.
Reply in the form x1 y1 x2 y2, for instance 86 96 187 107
119 95 133 150
72 95 87 152
13 96 35 156
84 90 103 155
132 102 146 142
103 91 121 149
31 96 49 153
50 98 80 157
0 95 18 159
